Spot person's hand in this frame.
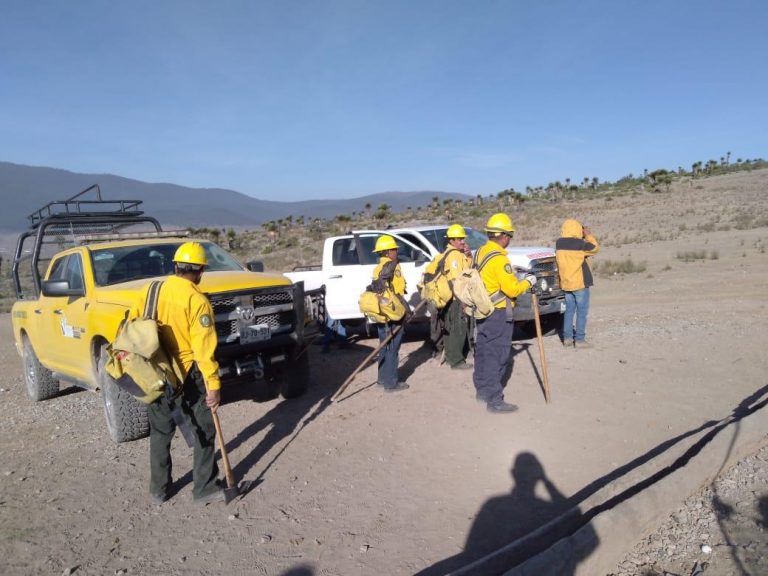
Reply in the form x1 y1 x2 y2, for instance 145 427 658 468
461 242 472 256
525 274 537 289
206 388 221 412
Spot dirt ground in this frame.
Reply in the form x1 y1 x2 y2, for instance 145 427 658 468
1 172 767 576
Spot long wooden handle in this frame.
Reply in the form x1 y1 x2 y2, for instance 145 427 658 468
211 410 236 489
531 293 551 404
332 299 428 402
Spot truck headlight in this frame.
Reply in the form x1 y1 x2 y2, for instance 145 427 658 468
540 278 549 292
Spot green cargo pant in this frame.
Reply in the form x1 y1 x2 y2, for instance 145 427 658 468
444 298 470 367
147 371 219 500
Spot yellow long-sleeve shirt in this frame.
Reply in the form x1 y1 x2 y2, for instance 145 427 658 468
136 275 221 391
373 256 406 295
476 241 530 309
441 247 471 282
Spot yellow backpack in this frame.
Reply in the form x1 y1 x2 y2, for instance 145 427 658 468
358 290 387 323
419 249 456 310
104 281 182 404
358 261 407 323
377 287 407 321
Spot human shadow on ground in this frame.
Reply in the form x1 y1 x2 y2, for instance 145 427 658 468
706 385 768 576
417 452 598 575
171 351 341 495
568 383 768 509
399 339 435 382
279 565 313 576
503 342 529 390
419 384 768 574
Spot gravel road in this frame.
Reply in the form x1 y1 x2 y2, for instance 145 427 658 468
611 445 767 576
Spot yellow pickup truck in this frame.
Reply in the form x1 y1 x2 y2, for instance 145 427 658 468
11 186 320 442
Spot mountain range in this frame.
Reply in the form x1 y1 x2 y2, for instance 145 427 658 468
0 161 471 233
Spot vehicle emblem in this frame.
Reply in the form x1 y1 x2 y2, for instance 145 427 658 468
238 306 255 321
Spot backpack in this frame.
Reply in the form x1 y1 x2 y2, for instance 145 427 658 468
105 281 182 404
419 249 456 310
452 250 506 319
359 290 388 323
358 261 407 323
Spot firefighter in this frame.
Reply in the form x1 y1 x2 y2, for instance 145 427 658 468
473 214 536 413
372 235 410 392
438 224 473 369
147 241 225 504
556 219 600 348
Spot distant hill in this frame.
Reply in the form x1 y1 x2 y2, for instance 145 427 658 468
0 161 471 233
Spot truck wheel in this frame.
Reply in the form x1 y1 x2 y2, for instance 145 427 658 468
280 347 310 399
23 338 60 401
98 347 149 443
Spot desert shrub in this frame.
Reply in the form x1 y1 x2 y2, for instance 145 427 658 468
676 250 707 262
593 258 647 276
709 251 719 260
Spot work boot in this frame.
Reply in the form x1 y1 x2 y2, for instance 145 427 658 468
194 488 226 505
384 382 410 392
150 491 168 505
487 401 519 414
562 339 573 348
450 362 472 370
574 340 592 349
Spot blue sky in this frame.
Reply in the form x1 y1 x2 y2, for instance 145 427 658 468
1 0 766 201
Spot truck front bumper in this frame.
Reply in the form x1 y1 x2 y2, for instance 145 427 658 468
513 292 565 322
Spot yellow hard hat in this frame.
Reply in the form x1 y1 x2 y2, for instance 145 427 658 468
446 224 467 239
173 242 208 266
373 235 398 253
485 213 515 234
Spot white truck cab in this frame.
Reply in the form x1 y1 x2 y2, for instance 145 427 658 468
285 224 565 329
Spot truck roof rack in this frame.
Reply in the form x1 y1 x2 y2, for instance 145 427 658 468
26 184 144 228
12 184 165 299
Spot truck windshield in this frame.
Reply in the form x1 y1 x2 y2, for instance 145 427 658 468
90 242 243 286
423 227 488 252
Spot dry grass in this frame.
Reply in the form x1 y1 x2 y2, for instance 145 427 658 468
593 257 647 276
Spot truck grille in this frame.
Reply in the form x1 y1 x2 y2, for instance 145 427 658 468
208 287 295 345
211 297 238 315
531 258 557 274
254 291 292 307
530 257 561 298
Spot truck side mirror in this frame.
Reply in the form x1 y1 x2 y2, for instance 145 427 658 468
41 280 85 298
247 260 264 272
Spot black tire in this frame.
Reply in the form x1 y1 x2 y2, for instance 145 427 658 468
22 338 59 401
98 346 149 443
279 347 310 399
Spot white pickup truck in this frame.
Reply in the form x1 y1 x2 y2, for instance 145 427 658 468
284 225 565 333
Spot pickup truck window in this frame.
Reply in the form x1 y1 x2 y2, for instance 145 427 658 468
356 235 416 264
46 254 85 291
331 238 360 266
398 232 433 255
47 255 69 282
91 242 243 286
465 228 489 251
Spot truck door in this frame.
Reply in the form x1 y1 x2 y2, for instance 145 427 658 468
322 232 428 320
40 253 91 379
